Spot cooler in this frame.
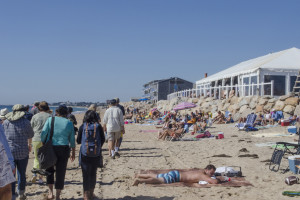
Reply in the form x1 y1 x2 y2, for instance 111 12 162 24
218 132 224 139
281 120 290 126
288 126 297 134
288 155 300 174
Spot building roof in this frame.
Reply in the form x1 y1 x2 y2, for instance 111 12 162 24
144 77 193 87
196 47 300 84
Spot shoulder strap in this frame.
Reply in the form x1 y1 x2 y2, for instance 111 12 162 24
50 117 55 140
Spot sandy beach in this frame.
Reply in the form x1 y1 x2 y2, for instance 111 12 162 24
23 112 300 200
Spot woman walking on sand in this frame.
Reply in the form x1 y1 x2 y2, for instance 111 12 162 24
41 105 75 200
77 110 105 200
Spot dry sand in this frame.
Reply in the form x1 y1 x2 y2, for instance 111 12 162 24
25 113 300 200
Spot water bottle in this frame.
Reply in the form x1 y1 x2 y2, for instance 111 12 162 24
223 176 231 182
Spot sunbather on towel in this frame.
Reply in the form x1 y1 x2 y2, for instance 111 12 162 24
132 165 219 186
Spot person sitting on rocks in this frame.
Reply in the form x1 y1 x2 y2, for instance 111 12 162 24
225 113 234 124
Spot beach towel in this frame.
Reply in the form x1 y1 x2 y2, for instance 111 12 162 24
138 169 253 188
139 130 159 133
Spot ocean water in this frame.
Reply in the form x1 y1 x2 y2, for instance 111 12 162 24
0 105 87 114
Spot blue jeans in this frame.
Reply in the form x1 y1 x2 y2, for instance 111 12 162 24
12 156 29 195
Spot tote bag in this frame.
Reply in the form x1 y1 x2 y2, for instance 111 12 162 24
38 117 57 169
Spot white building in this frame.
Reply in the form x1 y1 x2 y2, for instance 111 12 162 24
196 47 300 97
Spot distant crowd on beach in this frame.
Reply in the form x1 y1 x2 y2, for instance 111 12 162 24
0 98 125 200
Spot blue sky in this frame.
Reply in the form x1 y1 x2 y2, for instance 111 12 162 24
1 0 300 104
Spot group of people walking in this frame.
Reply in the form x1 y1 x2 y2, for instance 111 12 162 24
0 98 125 200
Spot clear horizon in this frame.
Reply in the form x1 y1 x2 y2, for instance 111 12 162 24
1 0 300 105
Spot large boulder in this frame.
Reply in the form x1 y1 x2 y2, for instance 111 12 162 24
294 105 300 116
285 97 299 106
283 105 295 115
228 105 235 113
239 105 249 113
241 108 253 118
255 105 264 113
279 94 292 101
264 103 274 111
222 103 231 111
233 112 241 122
249 101 257 109
205 97 214 102
273 101 285 111
239 98 251 107
268 98 276 103
230 96 239 105
211 105 218 113
258 99 268 105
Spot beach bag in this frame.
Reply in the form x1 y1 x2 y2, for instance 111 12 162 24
38 117 57 169
245 126 258 132
81 123 101 157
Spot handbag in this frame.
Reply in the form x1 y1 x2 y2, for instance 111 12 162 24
38 117 57 169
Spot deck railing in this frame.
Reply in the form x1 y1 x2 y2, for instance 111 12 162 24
167 81 274 100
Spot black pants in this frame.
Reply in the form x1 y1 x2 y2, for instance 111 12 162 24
46 146 70 189
81 154 99 191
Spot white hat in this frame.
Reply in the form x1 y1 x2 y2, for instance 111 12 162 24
0 108 9 120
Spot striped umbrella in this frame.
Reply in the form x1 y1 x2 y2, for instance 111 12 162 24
173 102 196 111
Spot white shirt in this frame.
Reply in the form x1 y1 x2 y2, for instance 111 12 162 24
103 106 124 132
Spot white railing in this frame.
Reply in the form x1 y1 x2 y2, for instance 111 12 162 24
167 81 274 100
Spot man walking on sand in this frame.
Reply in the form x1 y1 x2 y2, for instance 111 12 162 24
103 99 125 159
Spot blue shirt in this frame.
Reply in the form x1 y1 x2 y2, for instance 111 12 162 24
0 124 15 170
41 116 75 148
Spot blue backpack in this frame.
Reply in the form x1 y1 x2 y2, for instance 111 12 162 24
80 123 101 157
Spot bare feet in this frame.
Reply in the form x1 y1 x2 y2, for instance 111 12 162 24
47 194 55 200
132 178 140 186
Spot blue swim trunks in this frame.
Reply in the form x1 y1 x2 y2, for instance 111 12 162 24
157 170 180 184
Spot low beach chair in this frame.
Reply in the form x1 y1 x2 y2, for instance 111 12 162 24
269 128 300 173
237 113 257 130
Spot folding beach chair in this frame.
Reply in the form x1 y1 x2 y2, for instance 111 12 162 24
269 128 300 173
237 113 257 130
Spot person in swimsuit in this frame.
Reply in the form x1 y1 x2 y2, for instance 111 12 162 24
132 165 219 186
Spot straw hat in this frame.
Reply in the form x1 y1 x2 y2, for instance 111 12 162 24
0 108 9 120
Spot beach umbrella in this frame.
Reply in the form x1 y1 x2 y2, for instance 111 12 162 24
173 102 196 111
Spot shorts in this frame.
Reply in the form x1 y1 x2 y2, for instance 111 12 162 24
107 131 121 141
157 170 180 184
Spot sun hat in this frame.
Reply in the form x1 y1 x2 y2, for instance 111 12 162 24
5 104 26 121
0 108 9 120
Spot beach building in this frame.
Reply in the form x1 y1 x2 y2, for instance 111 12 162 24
168 47 300 100
143 77 193 103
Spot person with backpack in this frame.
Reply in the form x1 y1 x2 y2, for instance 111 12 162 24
77 110 105 200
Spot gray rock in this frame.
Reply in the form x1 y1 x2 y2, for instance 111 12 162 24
230 96 239 105
211 105 218 113
268 98 276 103
294 105 300 116
222 103 231 111
240 108 252 118
273 101 285 111
285 97 299 106
264 103 274 111
239 105 249 113
233 112 241 122
279 94 292 101
258 99 268 105
239 98 250 107
249 101 258 109
283 105 295 114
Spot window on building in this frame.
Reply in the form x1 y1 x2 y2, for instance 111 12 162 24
290 76 297 92
243 77 249 95
250 76 257 95
264 75 285 96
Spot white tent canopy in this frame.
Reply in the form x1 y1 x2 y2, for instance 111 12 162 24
196 47 300 84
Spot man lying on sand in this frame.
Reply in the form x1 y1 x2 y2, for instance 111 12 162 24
133 165 219 186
